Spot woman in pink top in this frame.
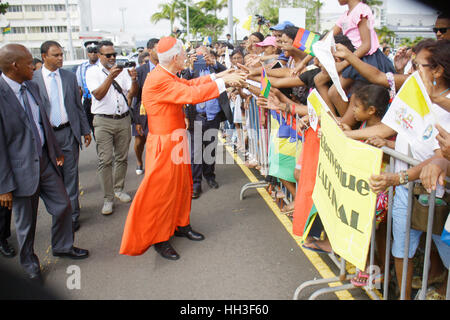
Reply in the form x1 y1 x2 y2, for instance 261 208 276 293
329 0 395 117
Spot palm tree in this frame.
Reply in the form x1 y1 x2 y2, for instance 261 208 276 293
150 0 180 34
0 1 9 15
198 0 227 18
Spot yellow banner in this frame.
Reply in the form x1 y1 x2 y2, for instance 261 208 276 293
312 111 383 270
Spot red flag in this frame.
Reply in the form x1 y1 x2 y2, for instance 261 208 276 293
293 127 321 236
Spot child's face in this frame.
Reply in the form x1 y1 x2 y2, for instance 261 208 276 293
338 0 348 5
231 53 244 66
353 98 372 122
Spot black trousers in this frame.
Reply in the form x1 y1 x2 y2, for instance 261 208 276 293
189 114 221 191
0 206 12 241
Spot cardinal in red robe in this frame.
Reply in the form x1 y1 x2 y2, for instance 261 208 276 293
120 37 243 260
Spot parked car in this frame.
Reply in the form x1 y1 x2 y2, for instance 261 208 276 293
62 59 87 74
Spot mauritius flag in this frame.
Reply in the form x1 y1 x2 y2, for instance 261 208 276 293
260 68 271 98
2 23 11 35
293 28 320 56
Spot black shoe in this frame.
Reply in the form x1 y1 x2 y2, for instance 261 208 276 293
53 247 89 259
0 239 16 258
206 179 219 189
154 241 180 260
73 220 80 232
192 189 202 199
27 271 43 286
174 225 205 241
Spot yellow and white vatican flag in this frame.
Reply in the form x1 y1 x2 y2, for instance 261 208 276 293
307 89 331 132
382 71 438 150
242 16 252 31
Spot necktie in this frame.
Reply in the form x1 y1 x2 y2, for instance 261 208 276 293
49 72 62 127
20 85 42 157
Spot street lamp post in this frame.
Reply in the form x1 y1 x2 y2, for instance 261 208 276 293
64 0 75 60
228 0 233 44
119 7 127 33
186 0 190 42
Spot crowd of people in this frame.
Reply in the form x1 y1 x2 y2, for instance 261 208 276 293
0 0 449 300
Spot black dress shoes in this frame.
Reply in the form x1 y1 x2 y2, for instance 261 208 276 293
53 247 89 259
206 179 219 189
27 271 43 285
174 225 205 241
154 241 180 260
0 239 16 258
192 189 202 199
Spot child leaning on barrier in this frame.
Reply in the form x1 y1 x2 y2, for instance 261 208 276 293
340 84 392 287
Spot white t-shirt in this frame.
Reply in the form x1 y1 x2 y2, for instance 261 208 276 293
85 63 132 115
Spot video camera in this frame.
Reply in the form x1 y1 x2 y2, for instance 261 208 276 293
255 14 270 26
116 61 136 69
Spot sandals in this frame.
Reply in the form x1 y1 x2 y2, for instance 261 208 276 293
351 271 384 287
302 240 331 254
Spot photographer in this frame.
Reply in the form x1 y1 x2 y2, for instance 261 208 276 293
255 14 271 33
85 40 138 215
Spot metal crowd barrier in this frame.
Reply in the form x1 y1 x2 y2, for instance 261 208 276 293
240 97 300 207
293 146 449 300
235 97 449 300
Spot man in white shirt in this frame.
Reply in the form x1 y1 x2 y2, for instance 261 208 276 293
86 40 138 215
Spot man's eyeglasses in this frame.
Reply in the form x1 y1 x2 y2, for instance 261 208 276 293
87 47 98 54
100 52 117 58
433 27 450 34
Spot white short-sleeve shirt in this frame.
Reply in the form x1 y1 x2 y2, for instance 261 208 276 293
85 63 132 115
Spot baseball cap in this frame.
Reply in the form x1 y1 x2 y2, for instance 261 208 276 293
255 36 278 47
269 21 295 31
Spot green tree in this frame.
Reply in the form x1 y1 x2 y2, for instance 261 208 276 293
197 0 227 18
400 36 424 47
0 1 9 15
150 0 181 34
375 25 396 46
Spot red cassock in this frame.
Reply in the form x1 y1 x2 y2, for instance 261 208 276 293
120 65 221 256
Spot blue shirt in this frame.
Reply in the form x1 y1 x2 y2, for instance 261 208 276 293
195 66 221 121
76 60 98 99
2 73 45 146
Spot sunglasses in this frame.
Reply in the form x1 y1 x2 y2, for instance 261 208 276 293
433 27 450 34
100 52 117 58
87 47 98 53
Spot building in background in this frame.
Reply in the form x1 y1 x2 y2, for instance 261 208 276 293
0 0 135 60
319 0 438 47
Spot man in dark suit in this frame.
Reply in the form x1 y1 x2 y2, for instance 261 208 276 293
0 44 89 284
132 38 159 176
182 46 233 199
33 41 92 232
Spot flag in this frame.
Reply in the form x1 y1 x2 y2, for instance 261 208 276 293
242 16 252 31
382 71 437 152
292 127 320 238
312 33 348 102
2 23 11 35
293 28 320 56
260 68 271 98
203 36 212 46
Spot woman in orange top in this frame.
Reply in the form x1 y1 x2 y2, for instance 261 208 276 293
120 37 245 260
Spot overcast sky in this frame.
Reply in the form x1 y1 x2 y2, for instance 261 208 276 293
89 0 437 42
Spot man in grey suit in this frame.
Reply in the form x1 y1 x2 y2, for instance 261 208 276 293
33 41 92 232
0 44 89 284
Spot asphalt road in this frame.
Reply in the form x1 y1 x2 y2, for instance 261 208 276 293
0 137 369 300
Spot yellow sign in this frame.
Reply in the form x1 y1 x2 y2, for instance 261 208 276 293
312 111 383 270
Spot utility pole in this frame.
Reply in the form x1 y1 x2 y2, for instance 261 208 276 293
64 0 75 60
227 0 233 44
186 0 190 42
119 7 127 33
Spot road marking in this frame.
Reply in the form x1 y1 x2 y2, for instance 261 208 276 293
220 138 358 300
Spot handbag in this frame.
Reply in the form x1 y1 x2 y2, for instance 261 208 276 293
410 183 449 235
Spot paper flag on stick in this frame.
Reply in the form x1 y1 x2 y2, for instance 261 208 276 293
293 28 321 56
260 68 271 98
312 33 348 102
